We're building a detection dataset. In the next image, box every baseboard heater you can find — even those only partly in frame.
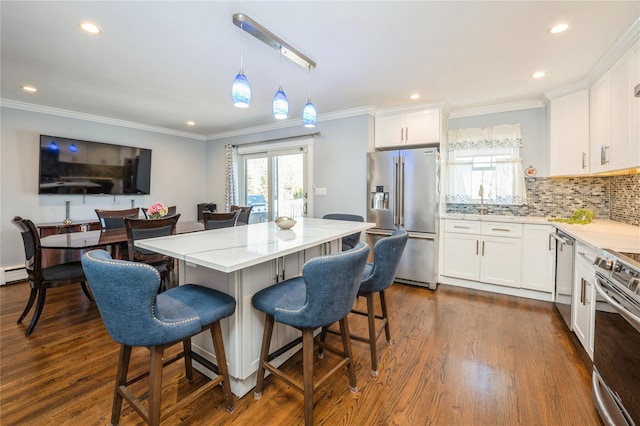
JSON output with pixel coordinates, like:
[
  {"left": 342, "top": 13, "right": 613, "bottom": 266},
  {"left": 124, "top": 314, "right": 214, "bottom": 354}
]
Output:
[{"left": 1, "top": 266, "right": 27, "bottom": 285}]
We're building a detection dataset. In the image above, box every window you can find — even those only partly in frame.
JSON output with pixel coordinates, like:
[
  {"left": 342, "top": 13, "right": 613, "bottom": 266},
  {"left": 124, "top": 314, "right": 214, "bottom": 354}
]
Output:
[{"left": 446, "top": 124, "right": 527, "bottom": 205}]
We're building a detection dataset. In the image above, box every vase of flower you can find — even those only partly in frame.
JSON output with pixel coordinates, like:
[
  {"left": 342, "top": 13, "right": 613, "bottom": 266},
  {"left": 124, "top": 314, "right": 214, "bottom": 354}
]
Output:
[{"left": 147, "top": 202, "right": 168, "bottom": 219}]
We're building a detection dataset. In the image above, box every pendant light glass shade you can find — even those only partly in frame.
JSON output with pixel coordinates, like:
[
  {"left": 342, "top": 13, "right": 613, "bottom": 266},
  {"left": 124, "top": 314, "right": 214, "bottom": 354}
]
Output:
[
  {"left": 302, "top": 101, "right": 316, "bottom": 127},
  {"left": 232, "top": 70, "right": 251, "bottom": 108},
  {"left": 273, "top": 86, "right": 288, "bottom": 119}
]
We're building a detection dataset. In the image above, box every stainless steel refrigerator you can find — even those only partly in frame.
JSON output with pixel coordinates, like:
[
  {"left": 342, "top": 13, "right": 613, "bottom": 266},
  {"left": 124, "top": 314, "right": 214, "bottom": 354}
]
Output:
[{"left": 366, "top": 147, "right": 438, "bottom": 289}]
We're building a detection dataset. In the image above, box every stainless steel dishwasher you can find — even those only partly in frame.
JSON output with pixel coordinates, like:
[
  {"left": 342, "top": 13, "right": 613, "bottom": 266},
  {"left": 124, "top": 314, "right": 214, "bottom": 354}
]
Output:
[{"left": 550, "top": 230, "right": 575, "bottom": 329}]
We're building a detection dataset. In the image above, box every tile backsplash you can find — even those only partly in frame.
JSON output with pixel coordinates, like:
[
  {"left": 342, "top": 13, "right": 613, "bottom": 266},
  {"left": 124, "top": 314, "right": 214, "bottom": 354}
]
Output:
[{"left": 446, "top": 174, "right": 639, "bottom": 227}]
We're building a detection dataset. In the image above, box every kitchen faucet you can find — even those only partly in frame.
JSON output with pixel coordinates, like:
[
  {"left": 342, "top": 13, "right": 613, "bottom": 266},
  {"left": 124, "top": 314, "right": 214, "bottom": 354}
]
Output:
[{"left": 477, "top": 184, "right": 488, "bottom": 215}]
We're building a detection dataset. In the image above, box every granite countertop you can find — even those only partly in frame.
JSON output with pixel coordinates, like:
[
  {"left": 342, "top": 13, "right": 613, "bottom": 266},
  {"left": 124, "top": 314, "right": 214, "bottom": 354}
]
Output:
[{"left": 441, "top": 214, "right": 640, "bottom": 254}]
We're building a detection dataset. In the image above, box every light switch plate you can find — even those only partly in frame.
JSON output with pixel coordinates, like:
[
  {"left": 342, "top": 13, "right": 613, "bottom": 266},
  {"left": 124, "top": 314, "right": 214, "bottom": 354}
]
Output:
[{"left": 314, "top": 187, "right": 327, "bottom": 196}]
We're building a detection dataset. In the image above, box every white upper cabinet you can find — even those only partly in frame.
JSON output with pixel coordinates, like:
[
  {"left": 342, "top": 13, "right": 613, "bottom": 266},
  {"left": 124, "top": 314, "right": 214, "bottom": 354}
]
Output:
[
  {"left": 549, "top": 89, "right": 590, "bottom": 176},
  {"left": 590, "top": 41, "right": 639, "bottom": 173},
  {"left": 375, "top": 108, "right": 440, "bottom": 148}
]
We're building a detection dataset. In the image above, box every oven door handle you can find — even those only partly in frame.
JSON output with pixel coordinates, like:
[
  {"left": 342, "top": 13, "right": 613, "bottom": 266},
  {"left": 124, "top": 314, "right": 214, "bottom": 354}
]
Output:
[{"left": 595, "top": 277, "right": 640, "bottom": 330}]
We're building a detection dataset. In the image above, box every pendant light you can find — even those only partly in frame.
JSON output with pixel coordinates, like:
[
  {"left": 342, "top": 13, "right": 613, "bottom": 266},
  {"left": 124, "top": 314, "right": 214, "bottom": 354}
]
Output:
[
  {"left": 272, "top": 53, "right": 288, "bottom": 119},
  {"left": 231, "top": 22, "right": 251, "bottom": 108},
  {"left": 302, "top": 66, "right": 317, "bottom": 127}
]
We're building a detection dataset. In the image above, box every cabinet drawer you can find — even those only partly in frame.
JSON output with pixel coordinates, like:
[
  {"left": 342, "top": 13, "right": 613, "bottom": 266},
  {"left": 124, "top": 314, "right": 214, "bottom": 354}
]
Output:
[
  {"left": 444, "top": 220, "right": 481, "bottom": 234},
  {"left": 481, "top": 222, "right": 522, "bottom": 238},
  {"left": 576, "top": 242, "right": 597, "bottom": 270}
]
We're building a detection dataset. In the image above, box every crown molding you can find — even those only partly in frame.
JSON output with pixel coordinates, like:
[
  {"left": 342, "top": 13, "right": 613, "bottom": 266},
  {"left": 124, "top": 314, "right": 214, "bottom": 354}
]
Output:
[
  {"left": 448, "top": 100, "right": 545, "bottom": 119},
  {"left": 542, "top": 79, "right": 590, "bottom": 102},
  {"left": 0, "top": 99, "right": 207, "bottom": 141},
  {"left": 206, "top": 106, "right": 375, "bottom": 140},
  {"left": 374, "top": 101, "right": 448, "bottom": 117},
  {"left": 587, "top": 17, "right": 639, "bottom": 85}
]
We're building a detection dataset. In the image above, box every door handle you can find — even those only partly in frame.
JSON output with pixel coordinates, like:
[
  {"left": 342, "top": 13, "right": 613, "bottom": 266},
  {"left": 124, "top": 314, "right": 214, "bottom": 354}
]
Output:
[
  {"left": 600, "top": 145, "right": 610, "bottom": 165},
  {"left": 482, "top": 241, "right": 485, "bottom": 256},
  {"left": 580, "top": 278, "right": 586, "bottom": 305},
  {"left": 582, "top": 152, "right": 586, "bottom": 169}
]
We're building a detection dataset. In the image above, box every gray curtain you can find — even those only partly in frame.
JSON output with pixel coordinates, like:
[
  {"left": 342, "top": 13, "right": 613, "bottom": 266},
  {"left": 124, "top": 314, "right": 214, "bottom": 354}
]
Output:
[{"left": 224, "top": 144, "right": 239, "bottom": 211}]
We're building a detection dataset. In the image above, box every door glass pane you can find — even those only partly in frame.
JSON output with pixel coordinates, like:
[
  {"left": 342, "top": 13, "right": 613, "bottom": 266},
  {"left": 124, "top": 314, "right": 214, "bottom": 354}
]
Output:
[
  {"left": 241, "top": 146, "right": 308, "bottom": 223},
  {"left": 245, "top": 157, "right": 268, "bottom": 223},
  {"left": 274, "top": 153, "right": 304, "bottom": 219}
]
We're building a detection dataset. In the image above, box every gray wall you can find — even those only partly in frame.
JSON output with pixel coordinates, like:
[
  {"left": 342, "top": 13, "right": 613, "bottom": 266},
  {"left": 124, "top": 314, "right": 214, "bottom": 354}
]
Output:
[
  {"left": 206, "top": 114, "right": 373, "bottom": 220},
  {"left": 1, "top": 107, "right": 208, "bottom": 270},
  {"left": 448, "top": 107, "right": 549, "bottom": 177}
]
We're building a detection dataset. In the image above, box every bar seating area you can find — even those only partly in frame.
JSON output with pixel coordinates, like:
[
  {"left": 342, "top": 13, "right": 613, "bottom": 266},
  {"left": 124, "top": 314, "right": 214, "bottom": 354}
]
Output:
[{"left": 8, "top": 208, "right": 419, "bottom": 424}]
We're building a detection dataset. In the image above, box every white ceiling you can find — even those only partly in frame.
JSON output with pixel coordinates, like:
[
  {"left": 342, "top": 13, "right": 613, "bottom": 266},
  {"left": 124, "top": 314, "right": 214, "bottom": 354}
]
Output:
[{"left": 1, "top": 1, "right": 638, "bottom": 139}]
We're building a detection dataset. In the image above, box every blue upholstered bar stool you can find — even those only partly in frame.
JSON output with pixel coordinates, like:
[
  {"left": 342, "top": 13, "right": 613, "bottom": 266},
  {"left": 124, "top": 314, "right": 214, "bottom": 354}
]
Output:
[
  {"left": 81, "top": 250, "right": 236, "bottom": 426},
  {"left": 252, "top": 243, "right": 370, "bottom": 426},
  {"left": 322, "top": 213, "right": 364, "bottom": 250},
  {"left": 321, "top": 230, "right": 408, "bottom": 377}
]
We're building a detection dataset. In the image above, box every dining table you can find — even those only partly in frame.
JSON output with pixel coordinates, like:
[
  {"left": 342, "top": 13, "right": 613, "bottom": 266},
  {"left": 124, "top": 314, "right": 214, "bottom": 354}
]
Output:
[{"left": 39, "top": 220, "right": 204, "bottom": 250}]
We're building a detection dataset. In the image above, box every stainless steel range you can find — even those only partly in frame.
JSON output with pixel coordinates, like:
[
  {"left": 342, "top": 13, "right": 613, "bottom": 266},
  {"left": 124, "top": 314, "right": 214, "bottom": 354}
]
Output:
[{"left": 593, "top": 249, "right": 640, "bottom": 425}]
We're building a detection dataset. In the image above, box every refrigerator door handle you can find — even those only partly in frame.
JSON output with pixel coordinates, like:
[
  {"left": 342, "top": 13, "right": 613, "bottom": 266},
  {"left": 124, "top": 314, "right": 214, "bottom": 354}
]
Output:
[
  {"left": 399, "top": 155, "right": 405, "bottom": 226},
  {"left": 393, "top": 156, "right": 399, "bottom": 226}
]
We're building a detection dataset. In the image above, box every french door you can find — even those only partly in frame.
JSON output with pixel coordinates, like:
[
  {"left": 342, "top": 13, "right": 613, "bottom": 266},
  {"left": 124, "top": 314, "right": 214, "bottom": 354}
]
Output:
[{"left": 238, "top": 144, "right": 311, "bottom": 223}]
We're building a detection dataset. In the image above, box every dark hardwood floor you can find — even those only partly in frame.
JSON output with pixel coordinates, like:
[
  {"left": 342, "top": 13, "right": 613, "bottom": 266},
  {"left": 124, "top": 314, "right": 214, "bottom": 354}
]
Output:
[{"left": 0, "top": 280, "right": 601, "bottom": 425}]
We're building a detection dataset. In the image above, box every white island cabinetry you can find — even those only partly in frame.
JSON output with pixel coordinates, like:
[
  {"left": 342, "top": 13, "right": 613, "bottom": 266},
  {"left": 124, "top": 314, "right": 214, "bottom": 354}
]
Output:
[{"left": 135, "top": 217, "right": 375, "bottom": 397}]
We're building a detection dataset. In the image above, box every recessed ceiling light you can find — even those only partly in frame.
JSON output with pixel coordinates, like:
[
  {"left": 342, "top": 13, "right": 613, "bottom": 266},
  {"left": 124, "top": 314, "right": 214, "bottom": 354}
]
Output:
[
  {"left": 187, "top": 121, "right": 195, "bottom": 126},
  {"left": 410, "top": 94, "right": 420, "bottom": 100},
  {"left": 531, "top": 71, "right": 546, "bottom": 79},
  {"left": 78, "top": 22, "right": 102, "bottom": 34},
  {"left": 21, "top": 85, "right": 37, "bottom": 93},
  {"left": 548, "top": 23, "right": 569, "bottom": 34}
]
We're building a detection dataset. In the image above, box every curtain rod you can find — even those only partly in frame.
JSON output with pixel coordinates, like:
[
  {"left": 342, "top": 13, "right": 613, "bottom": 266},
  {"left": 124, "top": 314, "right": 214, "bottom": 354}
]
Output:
[{"left": 230, "top": 131, "right": 321, "bottom": 148}]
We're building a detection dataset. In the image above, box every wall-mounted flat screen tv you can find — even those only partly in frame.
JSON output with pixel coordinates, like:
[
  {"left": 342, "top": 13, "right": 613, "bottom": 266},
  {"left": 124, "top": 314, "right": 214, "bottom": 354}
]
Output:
[{"left": 38, "top": 135, "right": 152, "bottom": 195}]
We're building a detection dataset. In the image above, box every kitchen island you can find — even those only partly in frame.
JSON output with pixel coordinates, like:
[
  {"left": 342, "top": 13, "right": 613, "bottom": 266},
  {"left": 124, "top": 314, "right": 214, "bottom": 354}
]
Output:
[{"left": 135, "top": 217, "right": 375, "bottom": 397}]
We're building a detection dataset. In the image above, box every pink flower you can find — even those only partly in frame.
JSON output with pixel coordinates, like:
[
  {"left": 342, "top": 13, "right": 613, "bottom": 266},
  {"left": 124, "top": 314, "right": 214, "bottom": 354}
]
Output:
[{"left": 148, "top": 202, "right": 168, "bottom": 219}]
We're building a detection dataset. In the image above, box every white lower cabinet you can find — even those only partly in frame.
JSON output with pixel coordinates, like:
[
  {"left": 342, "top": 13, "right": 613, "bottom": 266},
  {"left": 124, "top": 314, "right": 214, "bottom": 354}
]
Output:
[
  {"left": 442, "top": 220, "right": 522, "bottom": 288},
  {"left": 572, "top": 243, "right": 597, "bottom": 360},
  {"left": 479, "top": 235, "right": 522, "bottom": 287},
  {"left": 442, "top": 220, "right": 556, "bottom": 299},
  {"left": 521, "top": 224, "right": 556, "bottom": 293}
]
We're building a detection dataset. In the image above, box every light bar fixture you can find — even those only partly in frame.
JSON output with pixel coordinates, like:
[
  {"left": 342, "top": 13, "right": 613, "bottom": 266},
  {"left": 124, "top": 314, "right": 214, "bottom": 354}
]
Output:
[{"left": 232, "top": 13, "right": 316, "bottom": 70}]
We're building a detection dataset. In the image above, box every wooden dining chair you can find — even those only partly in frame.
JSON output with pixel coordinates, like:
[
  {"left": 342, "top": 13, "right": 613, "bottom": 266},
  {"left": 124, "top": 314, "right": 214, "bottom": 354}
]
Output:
[
  {"left": 124, "top": 214, "right": 180, "bottom": 291},
  {"left": 95, "top": 208, "right": 140, "bottom": 259},
  {"left": 230, "top": 205, "right": 253, "bottom": 225},
  {"left": 95, "top": 208, "right": 140, "bottom": 229},
  {"left": 11, "top": 216, "right": 93, "bottom": 336},
  {"left": 203, "top": 211, "right": 240, "bottom": 230}
]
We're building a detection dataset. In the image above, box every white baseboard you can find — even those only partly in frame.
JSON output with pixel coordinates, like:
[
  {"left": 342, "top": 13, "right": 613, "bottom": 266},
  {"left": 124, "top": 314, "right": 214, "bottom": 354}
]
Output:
[
  {"left": 1, "top": 266, "right": 27, "bottom": 285},
  {"left": 438, "top": 275, "right": 554, "bottom": 302}
]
